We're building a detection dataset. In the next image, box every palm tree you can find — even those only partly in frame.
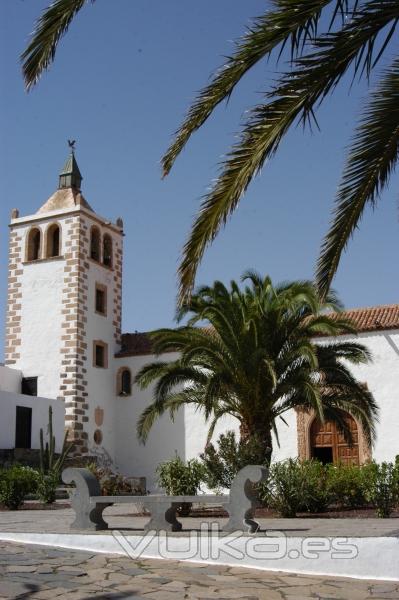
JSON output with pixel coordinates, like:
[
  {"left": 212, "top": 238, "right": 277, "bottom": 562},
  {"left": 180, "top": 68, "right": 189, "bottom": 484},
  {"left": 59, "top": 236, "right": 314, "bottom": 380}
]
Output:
[
  {"left": 22, "top": 1, "right": 399, "bottom": 302},
  {"left": 135, "top": 272, "right": 378, "bottom": 465}
]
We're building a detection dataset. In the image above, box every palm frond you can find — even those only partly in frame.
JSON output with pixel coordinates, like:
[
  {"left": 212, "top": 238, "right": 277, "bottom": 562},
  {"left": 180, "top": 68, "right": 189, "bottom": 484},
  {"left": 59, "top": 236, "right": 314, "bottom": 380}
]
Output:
[
  {"left": 321, "top": 389, "right": 379, "bottom": 446},
  {"left": 316, "top": 55, "right": 399, "bottom": 297},
  {"left": 136, "top": 402, "right": 163, "bottom": 444},
  {"left": 21, "top": 0, "right": 94, "bottom": 90},
  {"left": 134, "top": 361, "right": 171, "bottom": 389},
  {"left": 205, "top": 407, "right": 229, "bottom": 446},
  {"left": 303, "top": 314, "right": 358, "bottom": 337},
  {"left": 162, "top": 0, "right": 344, "bottom": 176},
  {"left": 177, "top": 1, "right": 399, "bottom": 304},
  {"left": 137, "top": 388, "right": 205, "bottom": 443},
  {"left": 317, "top": 341, "right": 372, "bottom": 364},
  {"left": 153, "top": 365, "right": 206, "bottom": 404}
]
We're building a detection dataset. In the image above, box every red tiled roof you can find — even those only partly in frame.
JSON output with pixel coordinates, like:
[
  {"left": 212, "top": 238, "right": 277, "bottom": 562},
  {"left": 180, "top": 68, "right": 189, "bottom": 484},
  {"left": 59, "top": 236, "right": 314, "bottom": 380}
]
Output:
[
  {"left": 116, "top": 304, "right": 399, "bottom": 357},
  {"left": 329, "top": 304, "right": 399, "bottom": 333},
  {"left": 116, "top": 332, "right": 154, "bottom": 357}
]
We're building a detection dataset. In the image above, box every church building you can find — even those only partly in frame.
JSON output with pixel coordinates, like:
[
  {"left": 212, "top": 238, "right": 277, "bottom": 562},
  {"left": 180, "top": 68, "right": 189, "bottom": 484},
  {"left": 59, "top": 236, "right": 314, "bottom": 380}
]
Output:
[{"left": 1, "top": 150, "right": 399, "bottom": 489}]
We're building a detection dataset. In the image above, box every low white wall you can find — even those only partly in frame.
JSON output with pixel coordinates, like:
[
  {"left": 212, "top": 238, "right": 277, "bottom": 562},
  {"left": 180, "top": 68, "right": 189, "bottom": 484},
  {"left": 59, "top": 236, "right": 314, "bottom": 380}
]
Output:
[
  {"left": 0, "top": 365, "right": 22, "bottom": 393},
  {"left": 0, "top": 391, "right": 65, "bottom": 452},
  {"left": 1, "top": 533, "right": 397, "bottom": 582}
]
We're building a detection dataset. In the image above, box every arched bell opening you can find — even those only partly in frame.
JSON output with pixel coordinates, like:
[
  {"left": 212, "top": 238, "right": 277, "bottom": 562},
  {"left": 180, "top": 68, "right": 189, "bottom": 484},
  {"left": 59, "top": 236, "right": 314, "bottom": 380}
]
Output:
[
  {"left": 45, "top": 223, "right": 61, "bottom": 258},
  {"left": 26, "top": 227, "right": 42, "bottom": 261},
  {"left": 90, "top": 226, "right": 101, "bottom": 262},
  {"left": 103, "top": 234, "right": 112, "bottom": 268}
]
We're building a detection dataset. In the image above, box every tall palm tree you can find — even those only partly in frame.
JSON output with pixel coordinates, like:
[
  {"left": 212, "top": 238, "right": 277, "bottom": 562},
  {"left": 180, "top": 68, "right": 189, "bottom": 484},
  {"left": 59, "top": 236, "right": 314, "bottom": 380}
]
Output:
[
  {"left": 135, "top": 273, "right": 378, "bottom": 465},
  {"left": 21, "top": 1, "right": 399, "bottom": 302}
]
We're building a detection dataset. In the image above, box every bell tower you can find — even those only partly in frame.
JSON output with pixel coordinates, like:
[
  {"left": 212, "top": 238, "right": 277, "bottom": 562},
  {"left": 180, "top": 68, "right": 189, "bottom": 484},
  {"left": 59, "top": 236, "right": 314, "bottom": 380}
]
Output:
[{"left": 5, "top": 145, "right": 124, "bottom": 456}]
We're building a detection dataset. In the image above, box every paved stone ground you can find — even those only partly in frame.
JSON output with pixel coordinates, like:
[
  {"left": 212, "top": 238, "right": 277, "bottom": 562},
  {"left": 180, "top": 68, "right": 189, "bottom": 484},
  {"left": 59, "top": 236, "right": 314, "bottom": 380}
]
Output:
[
  {"left": 0, "top": 541, "right": 398, "bottom": 600},
  {"left": 0, "top": 504, "right": 398, "bottom": 537}
]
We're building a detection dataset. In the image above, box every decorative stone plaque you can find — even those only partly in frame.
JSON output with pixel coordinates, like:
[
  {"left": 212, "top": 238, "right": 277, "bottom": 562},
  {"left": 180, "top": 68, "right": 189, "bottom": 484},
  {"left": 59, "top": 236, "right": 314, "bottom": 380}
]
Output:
[{"left": 94, "top": 406, "right": 104, "bottom": 427}]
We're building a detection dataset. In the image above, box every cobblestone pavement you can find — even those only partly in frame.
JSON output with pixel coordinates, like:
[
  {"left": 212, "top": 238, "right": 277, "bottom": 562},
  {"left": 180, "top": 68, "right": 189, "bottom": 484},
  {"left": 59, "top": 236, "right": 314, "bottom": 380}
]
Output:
[{"left": 0, "top": 542, "right": 398, "bottom": 599}]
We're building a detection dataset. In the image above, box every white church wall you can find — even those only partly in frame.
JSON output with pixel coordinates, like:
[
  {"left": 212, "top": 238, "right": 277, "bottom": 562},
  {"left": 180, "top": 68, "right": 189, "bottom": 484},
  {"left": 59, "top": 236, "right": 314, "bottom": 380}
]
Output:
[
  {"left": 113, "top": 327, "right": 399, "bottom": 487},
  {"left": 371, "top": 331, "right": 399, "bottom": 462},
  {"left": 314, "top": 329, "right": 399, "bottom": 463},
  {"left": 0, "top": 365, "right": 22, "bottom": 392},
  {"left": 19, "top": 258, "right": 64, "bottom": 398},
  {"left": 184, "top": 407, "right": 240, "bottom": 461},
  {"left": 0, "top": 390, "right": 64, "bottom": 451},
  {"left": 345, "top": 330, "right": 399, "bottom": 462},
  {"left": 271, "top": 409, "right": 299, "bottom": 462},
  {"left": 269, "top": 329, "right": 399, "bottom": 464},
  {"left": 114, "top": 352, "right": 186, "bottom": 491},
  {"left": 83, "top": 217, "right": 123, "bottom": 463},
  {"left": 113, "top": 351, "right": 299, "bottom": 490},
  {"left": 184, "top": 403, "right": 298, "bottom": 464},
  {"left": 8, "top": 217, "right": 66, "bottom": 399}
]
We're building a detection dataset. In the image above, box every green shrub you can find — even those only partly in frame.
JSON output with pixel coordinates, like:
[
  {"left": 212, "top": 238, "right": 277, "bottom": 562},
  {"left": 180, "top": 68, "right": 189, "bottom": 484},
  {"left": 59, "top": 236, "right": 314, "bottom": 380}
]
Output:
[
  {"left": 326, "top": 463, "right": 371, "bottom": 508},
  {"left": 36, "top": 471, "right": 58, "bottom": 504},
  {"left": 263, "top": 459, "right": 304, "bottom": 517},
  {"left": 262, "top": 459, "right": 329, "bottom": 517},
  {"left": 156, "top": 455, "right": 204, "bottom": 495},
  {"left": 200, "top": 430, "right": 266, "bottom": 491},
  {"left": 0, "top": 465, "right": 37, "bottom": 510},
  {"left": 297, "top": 459, "right": 330, "bottom": 513},
  {"left": 368, "top": 461, "right": 399, "bottom": 518},
  {"left": 156, "top": 455, "right": 205, "bottom": 516}
]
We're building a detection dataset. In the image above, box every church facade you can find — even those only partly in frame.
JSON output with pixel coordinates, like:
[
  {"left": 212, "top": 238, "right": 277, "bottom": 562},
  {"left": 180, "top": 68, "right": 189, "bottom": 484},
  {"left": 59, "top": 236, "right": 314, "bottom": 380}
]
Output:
[{"left": 2, "top": 151, "right": 399, "bottom": 489}]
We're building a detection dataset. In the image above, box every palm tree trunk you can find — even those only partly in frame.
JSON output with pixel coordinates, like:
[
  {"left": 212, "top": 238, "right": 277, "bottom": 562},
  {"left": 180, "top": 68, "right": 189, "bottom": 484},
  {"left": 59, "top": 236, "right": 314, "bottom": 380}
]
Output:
[{"left": 239, "top": 422, "right": 273, "bottom": 466}]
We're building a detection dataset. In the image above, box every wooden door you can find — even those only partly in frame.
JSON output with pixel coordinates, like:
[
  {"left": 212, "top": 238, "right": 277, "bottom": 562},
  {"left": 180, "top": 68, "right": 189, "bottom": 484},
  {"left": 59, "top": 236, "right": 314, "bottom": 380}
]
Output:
[
  {"left": 15, "top": 406, "right": 32, "bottom": 449},
  {"left": 310, "top": 413, "right": 359, "bottom": 465},
  {"left": 335, "top": 415, "right": 359, "bottom": 465}
]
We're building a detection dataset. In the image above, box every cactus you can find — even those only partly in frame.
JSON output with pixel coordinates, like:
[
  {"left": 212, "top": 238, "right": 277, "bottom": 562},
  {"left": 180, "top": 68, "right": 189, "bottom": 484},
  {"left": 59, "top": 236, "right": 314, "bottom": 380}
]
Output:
[
  {"left": 39, "top": 406, "right": 73, "bottom": 477},
  {"left": 39, "top": 427, "right": 45, "bottom": 473},
  {"left": 37, "top": 406, "right": 73, "bottom": 504}
]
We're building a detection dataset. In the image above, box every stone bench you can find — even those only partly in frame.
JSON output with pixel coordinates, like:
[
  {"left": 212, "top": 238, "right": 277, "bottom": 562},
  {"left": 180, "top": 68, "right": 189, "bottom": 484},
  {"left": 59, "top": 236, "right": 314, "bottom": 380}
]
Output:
[{"left": 62, "top": 465, "right": 268, "bottom": 533}]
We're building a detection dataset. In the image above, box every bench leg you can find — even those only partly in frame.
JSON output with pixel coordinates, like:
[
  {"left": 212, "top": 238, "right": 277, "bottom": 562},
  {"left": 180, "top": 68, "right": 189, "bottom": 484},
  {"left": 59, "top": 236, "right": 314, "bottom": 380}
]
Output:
[
  {"left": 70, "top": 501, "right": 113, "bottom": 531},
  {"left": 222, "top": 465, "right": 268, "bottom": 533},
  {"left": 63, "top": 468, "right": 111, "bottom": 531},
  {"left": 144, "top": 502, "right": 182, "bottom": 533},
  {"left": 223, "top": 509, "right": 259, "bottom": 534}
]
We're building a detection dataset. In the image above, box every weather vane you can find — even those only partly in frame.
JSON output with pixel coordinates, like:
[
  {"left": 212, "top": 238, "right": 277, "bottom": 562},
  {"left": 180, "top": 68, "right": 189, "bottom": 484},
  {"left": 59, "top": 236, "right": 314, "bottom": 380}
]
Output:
[{"left": 68, "top": 139, "right": 76, "bottom": 152}]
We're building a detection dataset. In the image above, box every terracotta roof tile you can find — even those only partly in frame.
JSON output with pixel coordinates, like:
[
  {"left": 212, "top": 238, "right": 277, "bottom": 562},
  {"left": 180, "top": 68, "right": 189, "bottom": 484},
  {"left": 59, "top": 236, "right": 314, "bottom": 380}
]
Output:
[
  {"left": 329, "top": 304, "right": 399, "bottom": 333},
  {"left": 116, "top": 332, "right": 154, "bottom": 357},
  {"left": 116, "top": 304, "right": 399, "bottom": 357}
]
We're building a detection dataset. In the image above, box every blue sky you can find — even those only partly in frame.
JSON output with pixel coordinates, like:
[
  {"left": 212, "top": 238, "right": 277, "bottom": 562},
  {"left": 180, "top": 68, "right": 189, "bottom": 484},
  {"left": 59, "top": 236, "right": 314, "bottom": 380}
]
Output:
[{"left": 1, "top": 0, "right": 398, "bottom": 358}]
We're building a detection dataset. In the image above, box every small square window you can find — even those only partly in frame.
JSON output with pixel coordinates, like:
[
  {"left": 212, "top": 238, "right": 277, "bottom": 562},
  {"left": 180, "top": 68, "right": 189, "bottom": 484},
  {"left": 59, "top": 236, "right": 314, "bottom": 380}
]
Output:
[
  {"left": 95, "top": 284, "right": 107, "bottom": 316},
  {"left": 21, "top": 377, "right": 38, "bottom": 396},
  {"left": 93, "top": 341, "right": 108, "bottom": 368}
]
